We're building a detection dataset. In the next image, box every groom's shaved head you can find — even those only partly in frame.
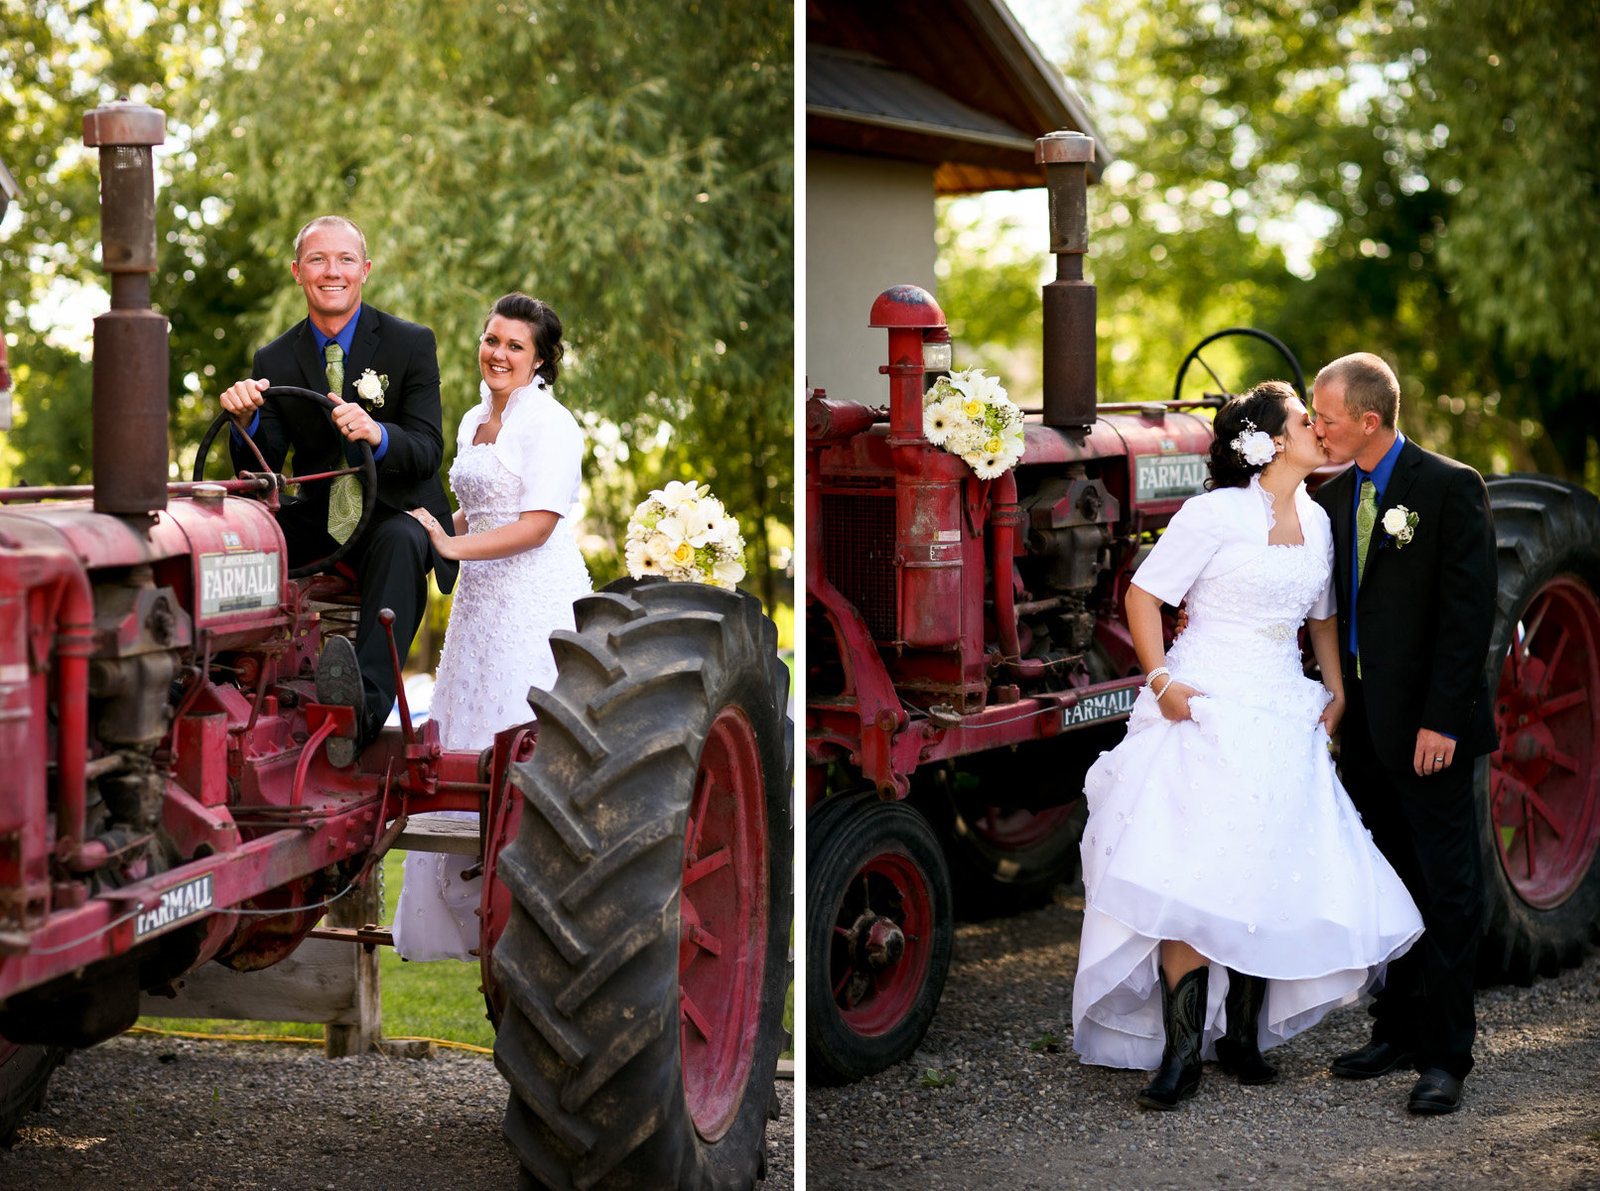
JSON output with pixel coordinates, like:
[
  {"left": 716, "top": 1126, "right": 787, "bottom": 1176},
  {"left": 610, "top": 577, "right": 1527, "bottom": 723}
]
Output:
[{"left": 1315, "top": 352, "right": 1400, "bottom": 429}]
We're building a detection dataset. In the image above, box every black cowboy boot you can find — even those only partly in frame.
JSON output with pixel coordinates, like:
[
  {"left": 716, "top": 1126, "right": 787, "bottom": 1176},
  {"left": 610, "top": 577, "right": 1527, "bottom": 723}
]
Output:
[
  {"left": 1215, "top": 969, "right": 1278, "bottom": 1085},
  {"left": 1137, "top": 965, "right": 1208, "bottom": 1110}
]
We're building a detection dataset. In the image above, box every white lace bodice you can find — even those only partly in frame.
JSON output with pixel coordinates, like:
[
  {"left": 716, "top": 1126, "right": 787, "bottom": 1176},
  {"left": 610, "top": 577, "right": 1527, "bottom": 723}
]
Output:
[{"left": 428, "top": 440, "right": 591, "bottom": 751}]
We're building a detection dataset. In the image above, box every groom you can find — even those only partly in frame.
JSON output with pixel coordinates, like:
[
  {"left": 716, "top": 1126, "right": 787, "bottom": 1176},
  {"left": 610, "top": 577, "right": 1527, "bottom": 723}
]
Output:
[
  {"left": 1310, "top": 351, "right": 1498, "bottom": 1115},
  {"left": 218, "top": 215, "right": 457, "bottom": 764}
]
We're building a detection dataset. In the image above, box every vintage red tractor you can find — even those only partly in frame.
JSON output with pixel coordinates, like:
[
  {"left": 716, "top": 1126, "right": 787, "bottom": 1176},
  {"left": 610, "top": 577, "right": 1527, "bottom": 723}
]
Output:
[
  {"left": 0, "top": 102, "right": 793, "bottom": 1191},
  {"left": 805, "top": 130, "right": 1600, "bottom": 1081}
]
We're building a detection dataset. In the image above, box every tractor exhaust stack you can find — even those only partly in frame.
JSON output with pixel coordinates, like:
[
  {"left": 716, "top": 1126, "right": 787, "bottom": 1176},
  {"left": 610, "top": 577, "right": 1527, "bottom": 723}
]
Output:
[
  {"left": 83, "top": 101, "right": 168, "bottom": 519},
  {"left": 1036, "top": 131, "right": 1097, "bottom": 430}
]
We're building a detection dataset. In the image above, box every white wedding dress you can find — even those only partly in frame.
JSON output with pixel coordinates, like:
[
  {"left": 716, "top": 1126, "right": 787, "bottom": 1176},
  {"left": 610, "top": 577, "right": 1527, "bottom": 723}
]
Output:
[
  {"left": 392, "top": 378, "right": 591, "bottom": 962},
  {"left": 1071, "top": 478, "right": 1424, "bottom": 1069}
]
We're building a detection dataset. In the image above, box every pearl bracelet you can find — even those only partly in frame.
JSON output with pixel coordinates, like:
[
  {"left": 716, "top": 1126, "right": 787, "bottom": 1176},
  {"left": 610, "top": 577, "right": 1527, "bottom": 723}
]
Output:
[
  {"left": 1153, "top": 675, "right": 1174, "bottom": 699},
  {"left": 1146, "top": 666, "right": 1170, "bottom": 686}
]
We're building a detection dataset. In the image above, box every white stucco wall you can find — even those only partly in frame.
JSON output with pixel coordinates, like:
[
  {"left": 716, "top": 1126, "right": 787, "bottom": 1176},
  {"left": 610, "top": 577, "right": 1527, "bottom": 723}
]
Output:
[{"left": 805, "top": 150, "right": 938, "bottom": 406}]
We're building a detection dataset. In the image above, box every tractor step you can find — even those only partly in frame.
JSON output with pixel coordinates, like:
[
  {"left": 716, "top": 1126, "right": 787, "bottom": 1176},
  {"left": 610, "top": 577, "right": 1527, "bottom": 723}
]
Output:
[{"left": 393, "top": 813, "right": 482, "bottom": 857}]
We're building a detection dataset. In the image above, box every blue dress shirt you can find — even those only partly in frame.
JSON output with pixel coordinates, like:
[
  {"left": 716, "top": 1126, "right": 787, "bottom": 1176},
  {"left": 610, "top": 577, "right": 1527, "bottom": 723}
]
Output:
[{"left": 232, "top": 303, "right": 390, "bottom": 460}]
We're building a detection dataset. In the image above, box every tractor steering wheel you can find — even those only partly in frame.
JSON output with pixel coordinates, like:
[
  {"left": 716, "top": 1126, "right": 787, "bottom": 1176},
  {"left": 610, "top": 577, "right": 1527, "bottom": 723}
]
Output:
[
  {"left": 193, "top": 385, "right": 378, "bottom": 579},
  {"left": 1171, "top": 327, "right": 1305, "bottom": 406}
]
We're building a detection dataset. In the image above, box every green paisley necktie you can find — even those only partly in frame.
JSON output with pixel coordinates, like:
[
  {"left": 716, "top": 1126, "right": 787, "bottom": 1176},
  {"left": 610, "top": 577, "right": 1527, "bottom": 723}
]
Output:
[
  {"left": 1354, "top": 478, "right": 1378, "bottom": 677},
  {"left": 324, "top": 341, "right": 361, "bottom": 544}
]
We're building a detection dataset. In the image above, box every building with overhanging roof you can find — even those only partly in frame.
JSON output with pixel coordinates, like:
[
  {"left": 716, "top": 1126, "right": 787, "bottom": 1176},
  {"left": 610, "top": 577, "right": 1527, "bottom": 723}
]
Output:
[{"left": 806, "top": 0, "right": 1108, "bottom": 403}]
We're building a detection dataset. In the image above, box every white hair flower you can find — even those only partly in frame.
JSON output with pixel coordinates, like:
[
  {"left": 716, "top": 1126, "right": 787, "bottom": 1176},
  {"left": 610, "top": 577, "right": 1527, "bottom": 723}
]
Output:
[{"left": 1230, "top": 419, "right": 1277, "bottom": 468}]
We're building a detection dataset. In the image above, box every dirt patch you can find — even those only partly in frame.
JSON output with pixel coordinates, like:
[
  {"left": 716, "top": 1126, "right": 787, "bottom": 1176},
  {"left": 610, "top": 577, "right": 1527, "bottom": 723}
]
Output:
[{"left": 806, "top": 885, "right": 1600, "bottom": 1191}]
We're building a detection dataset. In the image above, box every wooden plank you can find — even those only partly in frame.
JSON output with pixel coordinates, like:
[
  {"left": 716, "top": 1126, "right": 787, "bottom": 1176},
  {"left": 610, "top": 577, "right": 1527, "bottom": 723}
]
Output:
[
  {"left": 394, "top": 813, "right": 482, "bottom": 856},
  {"left": 139, "top": 937, "right": 359, "bottom": 1025},
  {"left": 323, "top": 874, "right": 384, "bottom": 1057}
]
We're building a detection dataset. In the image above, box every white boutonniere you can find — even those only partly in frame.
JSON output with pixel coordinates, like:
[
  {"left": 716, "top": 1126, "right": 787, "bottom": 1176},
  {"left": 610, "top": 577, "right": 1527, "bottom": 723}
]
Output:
[
  {"left": 1382, "top": 504, "right": 1419, "bottom": 548},
  {"left": 355, "top": 369, "right": 389, "bottom": 408}
]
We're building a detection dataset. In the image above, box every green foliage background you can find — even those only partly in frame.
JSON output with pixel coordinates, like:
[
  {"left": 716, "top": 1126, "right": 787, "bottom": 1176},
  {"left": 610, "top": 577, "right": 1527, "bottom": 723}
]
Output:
[
  {"left": 950, "top": 0, "right": 1600, "bottom": 491},
  {"left": 1, "top": 0, "right": 793, "bottom": 619}
]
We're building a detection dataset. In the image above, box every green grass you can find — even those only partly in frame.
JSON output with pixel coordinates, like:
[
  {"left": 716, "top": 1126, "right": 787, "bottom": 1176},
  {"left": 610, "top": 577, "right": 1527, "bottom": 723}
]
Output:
[{"left": 143, "top": 851, "right": 493, "bottom": 1050}]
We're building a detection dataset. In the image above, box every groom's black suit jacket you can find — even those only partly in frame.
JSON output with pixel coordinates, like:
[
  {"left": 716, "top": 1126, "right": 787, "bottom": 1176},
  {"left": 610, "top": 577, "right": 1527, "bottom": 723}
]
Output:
[
  {"left": 1314, "top": 438, "right": 1498, "bottom": 771},
  {"left": 229, "top": 303, "right": 458, "bottom": 593}
]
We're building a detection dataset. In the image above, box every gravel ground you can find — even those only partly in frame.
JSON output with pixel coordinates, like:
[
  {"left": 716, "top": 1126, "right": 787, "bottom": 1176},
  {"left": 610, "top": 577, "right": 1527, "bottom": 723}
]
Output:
[
  {"left": 808, "top": 883, "right": 1600, "bottom": 1191},
  {"left": 0, "top": 1038, "right": 793, "bottom": 1191}
]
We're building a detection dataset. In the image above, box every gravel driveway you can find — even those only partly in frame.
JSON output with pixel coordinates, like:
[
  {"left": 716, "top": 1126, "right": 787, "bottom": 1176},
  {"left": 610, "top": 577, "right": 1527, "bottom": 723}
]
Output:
[
  {"left": 0, "top": 1038, "right": 793, "bottom": 1191},
  {"left": 808, "top": 883, "right": 1600, "bottom": 1191}
]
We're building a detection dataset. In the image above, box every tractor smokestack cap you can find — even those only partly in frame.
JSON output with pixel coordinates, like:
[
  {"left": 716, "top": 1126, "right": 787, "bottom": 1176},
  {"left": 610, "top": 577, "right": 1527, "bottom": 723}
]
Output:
[
  {"left": 1035, "top": 130, "right": 1096, "bottom": 164},
  {"left": 869, "top": 285, "right": 946, "bottom": 330}
]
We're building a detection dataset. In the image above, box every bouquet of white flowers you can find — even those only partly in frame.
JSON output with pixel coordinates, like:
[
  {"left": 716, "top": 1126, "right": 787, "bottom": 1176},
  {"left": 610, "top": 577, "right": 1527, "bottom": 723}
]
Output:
[
  {"left": 624, "top": 481, "right": 747, "bottom": 590},
  {"left": 922, "top": 368, "right": 1025, "bottom": 479}
]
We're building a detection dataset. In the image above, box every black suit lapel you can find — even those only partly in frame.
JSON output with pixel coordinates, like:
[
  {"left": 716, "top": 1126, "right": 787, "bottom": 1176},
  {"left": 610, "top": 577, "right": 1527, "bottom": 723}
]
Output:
[
  {"left": 1368, "top": 441, "right": 1424, "bottom": 576},
  {"left": 342, "top": 305, "right": 382, "bottom": 408},
  {"left": 292, "top": 320, "right": 330, "bottom": 395}
]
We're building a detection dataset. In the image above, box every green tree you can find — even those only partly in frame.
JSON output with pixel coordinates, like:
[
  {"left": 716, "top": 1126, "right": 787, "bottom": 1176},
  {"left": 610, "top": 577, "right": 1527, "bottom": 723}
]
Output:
[
  {"left": 3, "top": 0, "right": 793, "bottom": 610},
  {"left": 168, "top": 0, "right": 792, "bottom": 604},
  {"left": 1, "top": 1, "right": 229, "bottom": 482},
  {"left": 967, "top": 0, "right": 1600, "bottom": 488}
]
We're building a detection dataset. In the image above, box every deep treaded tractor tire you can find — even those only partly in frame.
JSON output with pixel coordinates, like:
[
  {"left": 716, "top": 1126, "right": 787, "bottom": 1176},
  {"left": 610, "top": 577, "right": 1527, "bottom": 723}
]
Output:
[
  {"left": 492, "top": 580, "right": 792, "bottom": 1191},
  {"left": 0, "top": 1042, "right": 66, "bottom": 1146},
  {"left": 1478, "top": 476, "right": 1600, "bottom": 985},
  {"left": 807, "top": 792, "right": 954, "bottom": 1082}
]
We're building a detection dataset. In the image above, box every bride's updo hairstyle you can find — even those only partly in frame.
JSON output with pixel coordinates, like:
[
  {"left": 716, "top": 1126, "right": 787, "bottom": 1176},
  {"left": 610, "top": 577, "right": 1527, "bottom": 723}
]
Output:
[
  {"left": 1205, "top": 380, "right": 1297, "bottom": 490},
  {"left": 487, "top": 292, "right": 564, "bottom": 386}
]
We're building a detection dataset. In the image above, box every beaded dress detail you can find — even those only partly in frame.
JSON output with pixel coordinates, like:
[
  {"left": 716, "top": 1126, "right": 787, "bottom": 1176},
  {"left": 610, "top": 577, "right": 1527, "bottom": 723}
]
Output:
[
  {"left": 1071, "top": 485, "right": 1423, "bottom": 1070},
  {"left": 393, "top": 402, "right": 591, "bottom": 963}
]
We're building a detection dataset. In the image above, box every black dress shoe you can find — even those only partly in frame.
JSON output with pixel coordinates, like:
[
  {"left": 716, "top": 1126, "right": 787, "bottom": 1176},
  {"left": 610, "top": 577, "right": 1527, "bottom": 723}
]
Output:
[
  {"left": 315, "top": 635, "right": 364, "bottom": 768},
  {"left": 1407, "top": 1068, "right": 1464, "bottom": 1115},
  {"left": 1330, "top": 1039, "right": 1416, "bottom": 1079}
]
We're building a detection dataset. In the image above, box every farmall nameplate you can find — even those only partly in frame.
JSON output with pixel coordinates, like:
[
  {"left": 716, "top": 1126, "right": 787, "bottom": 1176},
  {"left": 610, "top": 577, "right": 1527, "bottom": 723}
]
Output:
[
  {"left": 198, "top": 550, "right": 279, "bottom": 616},
  {"left": 1063, "top": 684, "right": 1140, "bottom": 728},
  {"left": 1135, "top": 453, "right": 1208, "bottom": 502},
  {"left": 135, "top": 873, "right": 214, "bottom": 939}
]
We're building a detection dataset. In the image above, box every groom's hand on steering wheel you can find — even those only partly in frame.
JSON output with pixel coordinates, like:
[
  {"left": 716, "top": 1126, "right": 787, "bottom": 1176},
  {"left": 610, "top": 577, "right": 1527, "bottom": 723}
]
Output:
[
  {"left": 329, "top": 392, "right": 383, "bottom": 448},
  {"left": 219, "top": 377, "right": 270, "bottom": 429}
]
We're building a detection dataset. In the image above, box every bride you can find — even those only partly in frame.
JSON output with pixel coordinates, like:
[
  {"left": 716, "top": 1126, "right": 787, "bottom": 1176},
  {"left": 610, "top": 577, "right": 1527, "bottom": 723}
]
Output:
[
  {"left": 395, "top": 292, "right": 592, "bottom": 962},
  {"left": 1071, "top": 380, "right": 1423, "bottom": 1109}
]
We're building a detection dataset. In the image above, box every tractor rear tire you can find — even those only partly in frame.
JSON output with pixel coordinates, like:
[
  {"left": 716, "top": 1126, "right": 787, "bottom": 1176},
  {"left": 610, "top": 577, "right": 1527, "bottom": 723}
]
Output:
[
  {"left": 1477, "top": 476, "right": 1600, "bottom": 985},
  {"left": 491, "top": 580, "right": 792, "bottom": 1191},
  {"left": 807, "top": 793, "right": 954, "bottom": 1082},
  {"left": 0, "top": 1042, "right": 66, "bottom": 1146}
]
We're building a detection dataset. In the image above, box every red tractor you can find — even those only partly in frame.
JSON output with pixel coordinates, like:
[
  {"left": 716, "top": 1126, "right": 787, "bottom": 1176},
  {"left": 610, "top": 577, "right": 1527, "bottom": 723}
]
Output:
[
  {"left": 805, "top": 130, "right": 1600, "bottom": 1081},
  {"left": 0, "top": 102, "right": 793, "bottom": 1191}
]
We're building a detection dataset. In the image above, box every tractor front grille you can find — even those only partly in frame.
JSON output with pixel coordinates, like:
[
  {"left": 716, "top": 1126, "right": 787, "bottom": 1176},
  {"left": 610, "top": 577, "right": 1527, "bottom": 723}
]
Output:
[{"left": 821, "top": 490, "right": 895, "bottom": 641}]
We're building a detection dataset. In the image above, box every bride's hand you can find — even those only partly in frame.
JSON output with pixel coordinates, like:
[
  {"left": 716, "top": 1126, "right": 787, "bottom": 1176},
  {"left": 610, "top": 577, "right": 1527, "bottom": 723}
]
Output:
[
  {"left": 1319, "top": 691, "right": 1346, "bottom": 736},
  {"left": 1156, "top": 680, "right": 1202, "bottom": 723},
  {"left": 409, "top": 507, "right": 458, "bottom": 560}
]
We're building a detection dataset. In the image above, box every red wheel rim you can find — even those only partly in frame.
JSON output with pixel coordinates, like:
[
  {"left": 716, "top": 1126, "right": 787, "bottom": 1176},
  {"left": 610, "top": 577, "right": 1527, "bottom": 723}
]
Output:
[
  {"left": 830, "top": 846, "right": 935, "bottom": 1036},
  {"left": 1490, "top": 576, "right": 1600, "bottom": 908},
  {"left": 679, "top": 706, "right": 768, "bottom": 1142},
  {"left": 969, "top": 804, "right": 1075, "bottom": 851}
]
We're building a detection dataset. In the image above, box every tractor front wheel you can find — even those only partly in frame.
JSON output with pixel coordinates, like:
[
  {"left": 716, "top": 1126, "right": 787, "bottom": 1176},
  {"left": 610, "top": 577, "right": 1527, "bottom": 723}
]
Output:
[
  {"left": 0, "top": 1041, "right": 65, "bottom": 1146},
  {"left": 1478, "top": 476, "right": 1600, "bottom": 983},
  {"left": 807, "top": 793, "right": 954, "bottom": 1082},
  {"left": 491, "top": 580, "right": 792, "bottom": 1191}
]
